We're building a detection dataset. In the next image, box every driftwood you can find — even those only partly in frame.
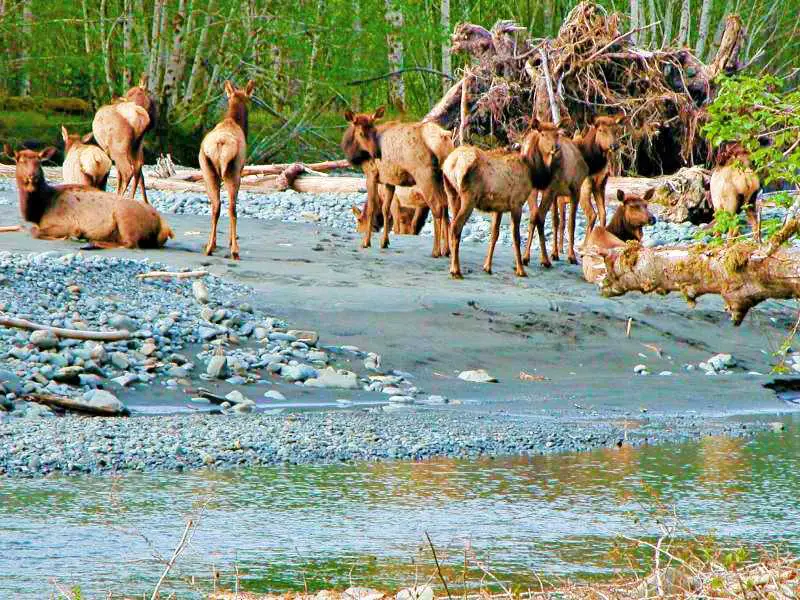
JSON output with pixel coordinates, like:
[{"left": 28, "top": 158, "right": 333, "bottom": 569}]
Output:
[
  {"left": 596, "top": 239, "right": 800, "bottom": 325},
  {"left": 0, "top": 316, "right": 131, "bottom": 341},
  {"left": 136, "top": 270, "right": 209, "bottom": 280},
  {"left": 23, "top": 392, "right": 130, "bottom": 417},
  {"left": 193, "top": 387, "right": 246, "bottom": 406},
  {"left": 168, "top": 160, "right": 351, "bottom": 182},
  {"left": 0, "top": 225, "right": 22, "bottom": 232},
  {"left": 147, "top": 173, "right": 366, "bottom": 194}
]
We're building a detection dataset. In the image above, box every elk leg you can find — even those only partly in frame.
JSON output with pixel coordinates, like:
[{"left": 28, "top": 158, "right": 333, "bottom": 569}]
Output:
[
  {"left": 380, "top": 184, "right": 395, "bottom": 249},
  {"left": 483, "top": 212, "right": 502, "bottom": 274},
  {"left": 200, "top": 153, "right": 221, "bottom": 256},
  {"left": 550, "top": 200, "right": 560, "bottom": 262},
  {"left": 225, "top": 177, "right": 241, "bottom": 260},
  {"left": 362, "top": 174, "right": 379, "bottom": 249},
  {"left": 510, "top": 206, "right": 527, "bottom": 277},
  {"left": 567, "top": 194, "right": 579, "bottom": 264},
  {"left": 536, "top": 190, "right": 555, "bottom": 269},
  {"left": 439, "top": 206, "right": 451, "bottom": 257},
  {"left": 579, "top": 179, "right": 596, "bottom": 248},
  {"left": 448, "top": 197, "right": 473, "bottom": 279},
  {"left": 557, "top": 197, "right": 567, "bottom": 256},
  {"left": 116, "top": 160, "right": 133, "bottom": 197},
  {"left": 522, "top": 192, "right": 539, "bottom": 266}
]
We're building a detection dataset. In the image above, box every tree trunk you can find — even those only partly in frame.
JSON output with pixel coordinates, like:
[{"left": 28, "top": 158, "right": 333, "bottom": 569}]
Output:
[
  {"left": 303, "top": 0, "right": 325, "bottom": 110},
  {"left": 662, "top": 0, "right": 675, "bottom": 46},
  {"left": 100, "top": 0, "right": 115, "bottom": 98},
  {"left": 81, "top": 0, "right": 99, "bottom": 106},
  {"left": 352, "top": 0, "right": 363, "bottom": 110},
  {"left": 19, "top": 0, "right": 32, "bottom": 96},
  {"left": 155, "top": 0, "right": 170, "bottom": 98},
  {"left": 184, "top": 0, "right": 216, "bottom": 104},
  {"left": 205, "top": 6, "right": 236, "bottom": 103},
  {"left": 123, "top": 0, "right": 133, "bottom": 89},
  {"left": 543, "top": 0, "right": 554, "bottom": 36},
  {"left": 630, "top": 0, "right": 640, "bottom": 44},
  {"left": 595, "top": 239, "right": 800, "bottom": 326},
  {"left": 384, "top": 0, "right": 406, "bottom": 112},
  {"left": 162, "top": 0, "right": 188, "bottom": 111},
  {"left": 147, "top": 0, "right": 164, "bottom": 91},
  {"left": 678, "top": 0, "right": 691, "bottom": 47},
  {"left": 441, "top": 0, "right": 451, "bottom": 94},
  {"left": 136, "top": 0, "right": 150, "bottom": 59},
  {"left": 695, "top": 0, "right": 714, "bottom": 58},
  {"left": 708, "top": 0, "right": 734, "bottom": 61}
]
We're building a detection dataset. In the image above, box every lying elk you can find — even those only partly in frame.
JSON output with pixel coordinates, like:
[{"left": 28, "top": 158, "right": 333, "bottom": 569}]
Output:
[
  {"left": 342, "top": 107, "right": 453, "bottom": 257},
  {"left": 581, "top": 189, "right": 656, "bottom": 283},
  {"left": 352, "top": 186, "right": 429, "bottom": 236},
  {"left": 6, "top": 145, "right": 173, "bottom": 248},
  {"left": 553, "top": 115, "right": 625, "bottom": 254},
  {"left": 523, "top": 122, "right": 593, "bottom": 266},
  {"left": 61, "top": 125, "right": 112, "bottom": 190},
  {"left": 443, "top": 123, "right": 561, "bottom": 278},
  {"left": 199, "top": 80, "right": 255, "bottom": 260},
  {"left": 709, "top": 142, "right": 761, "bottom": 242}
]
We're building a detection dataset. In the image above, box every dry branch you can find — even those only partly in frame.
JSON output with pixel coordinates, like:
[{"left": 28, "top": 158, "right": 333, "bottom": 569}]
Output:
[
  {"left": 597, "top": 241, "right": 800, "bottom": 325},
  {"left": 136, "top": 270, "right": 209, "bottom": 280},
  {"left": 23, "top": 392, "right": 130, "bottom": 417},
  {"left": 0, "top": 225, "right": 22, "bottom": 232},
  {"left": 0, "top": 316, "right": 131, "bottom": 341}
]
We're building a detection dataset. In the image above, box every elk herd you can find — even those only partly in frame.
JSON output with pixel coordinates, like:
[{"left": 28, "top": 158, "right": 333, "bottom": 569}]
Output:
[{"left": 3, "top": 73, "right": 759, "bottom": 288}]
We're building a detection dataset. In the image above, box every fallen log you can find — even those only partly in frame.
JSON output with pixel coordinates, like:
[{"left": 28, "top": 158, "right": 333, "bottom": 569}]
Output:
[
  {"left": 146, "top": 173, "right": 366, "bottom": 194},
  {"left": 136, "top": 270, "right": 209, "bottom": 280},
  {"left": 165, "top": 160, "right": 351, "bottom": 183},
  {"left": 23, "top": 392, "right": 130, "bottom": 417},
  {"left": 0, "top": 316, "right": 131, "bottom": 341},
  {"left": 596, "top": 239, "right": 800, "bottom": 325},
  {"left": 192, "top": 387, "right": 246, "bottom": 406},
  {"left": 0, "top": 225, "right": 21, "bottom": 232}
]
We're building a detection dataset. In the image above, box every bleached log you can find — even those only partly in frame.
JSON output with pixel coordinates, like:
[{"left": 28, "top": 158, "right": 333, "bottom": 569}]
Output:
[
  {"left": 23, "top": 393, "right": 130, "bottom": 417},
  {"left": 136, "top": 270, "right": 208, "bottom": 280},
  {"left": 0, "top": 316, "right": 131, "bottom": 341}
]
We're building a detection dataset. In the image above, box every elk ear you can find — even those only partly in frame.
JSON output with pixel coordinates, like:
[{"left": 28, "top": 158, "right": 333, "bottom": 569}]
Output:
[
  {"left": 244, "top": 80, "right": 256, "bottom": 97},
  {"left": 60, "top": 125, "right": 69, "bottom": 143},
  {"left": 344, "top": 110, "right": 355, "bottom": 123},
  {"left": 81, "top": 132, "right": 94, "bottom": 144},
  {"left": 643, "top": 188, "right": 655, "bottom": 201},
  {"left": 224, "top": 80, "right": 235, "bottom": 98},
  {"left": 39, "top": 147, "right": 57, "bottom": 162},
  {"left": 616, "top": 189, "right": 625, "bottom": 203},
  {"left": 372, "top": 106, "right": 386, "bottom": 120},
  {"left": 139, "top": 74, "right": 148, "bottom": 88}
]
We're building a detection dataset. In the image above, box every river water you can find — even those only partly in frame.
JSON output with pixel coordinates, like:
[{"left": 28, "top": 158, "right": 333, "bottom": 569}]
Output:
[{"left": 1, "top": 417, "right": 798, "bottom": 599}]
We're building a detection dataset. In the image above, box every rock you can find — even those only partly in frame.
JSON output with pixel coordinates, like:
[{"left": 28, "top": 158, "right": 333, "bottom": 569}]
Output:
[
  {"left": 263, "top": 390, "right": 287, "bottom": 401},
  {"left": 110, "top": 352, "right": 130, "bottom": 370},
  {"left": 287, "top": 330, "right": 319, "bottom": 346},
  {"left": 140, "top": 342, "right": 157, "bottom": 357},
  {"left": 421, "top": 395, "right": 448, "bottom": 405},
  {"left": 225, "top": 390, "right": 249, "bottom": 404},
  {"left": 633, "top": 364, "right": 649, "bottom": 375},
  {"left": 206, "top": 354, "right": 230, "bottom": 379},
  {"left": 364, "top": 353, "right": 382, "bottom": 371},
  {"left": 109, "top": 315, "right": 137, "bottom": 332},
  {"left": 458, "top": 369, "right": 498, "bottom": 383},
  {"left": 770, "top": 421, "right": 786, "bottom": 432},
  {"left": 233, "top": 401, "right": 255, "bottom": 414},
  {"left": 254, "top": 327, "right": 270, "bottom": 340},
  {"left": 83, "top": 389, "right": 127, "bottom": 413},
  {"left": 388, "top": 395, "right": 415, "bottom": 404},
  {"left": 112, "top": 373, "right": 139, "bottom": 387},
  {"left": 707, "top": 353, "right": 736, "bottom": 372},
  {"left": 198, "top": 326, "right": 220, "bottom": 341},
  {"left": 281, "top": 364, "right": 318, "bottom": 382},
  {"left": 634, "top": 567, "right": 696, "bottom": 598},
  {"left": 658, "top": 371, "right": 673, "bottom": 376},
  {"left": 304, "top": 367, "right": 359, "bottom": 389},
  {"left": 344, "top": 588, "right": 385, "bottom": 600},
  {"left": 53, "top": 366, "right": 83, "bottom": 384},
  {"left": 192, "top": 280, "right": 209, "bottom": 304},
  {"left": 396, "top": 586, "right": 433, "bottom": 600},
  {"left": 30, "top": 330, "right": 58, "bottom": 350}
]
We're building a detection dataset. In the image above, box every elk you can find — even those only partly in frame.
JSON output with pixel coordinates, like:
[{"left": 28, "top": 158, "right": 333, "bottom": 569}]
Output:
[
  {"left": 709, "top": 142, "right": 761, "bottom": 242},
  {"left": 352, "top": 186, "right": 429, "bottom": 235},
  {"left": 6, "top": 145, "right": 173, "bottom": 248},
  {"left": 60, "top": 126, "right": 112, "bottom": 190},
  {"left": 581, "top": 189, "right": 656, "bottom": 283},
  {"left": 199, "top": 80, "right": 255, "bottom": 260},
  {"left": 443, "top": 123, "right": 561, "bottom": 278},
  {"left": 342, "top": 108, "right": 453, "bottom": 257},
  {"left": 552, "top": 115, "right": 625, "bottom": 254},
  {"left": 523, "top": 124, "right": 593, "bottom": 267}
]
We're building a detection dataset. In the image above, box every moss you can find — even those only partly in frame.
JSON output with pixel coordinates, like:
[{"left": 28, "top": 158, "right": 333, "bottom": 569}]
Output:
[
  {"left": 619, "top": 240, "right": 642, "bottom": 271},
  {"left": 721, "top": 241, "right": 757, "bottom": 275},
  {"left": 767, "top": 217, "right": 800, "bottom": 256}
]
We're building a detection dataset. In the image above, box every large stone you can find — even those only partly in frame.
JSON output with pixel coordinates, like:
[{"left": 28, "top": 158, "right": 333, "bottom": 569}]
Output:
[
  {"left": 109, "top": 314, "right": 137, "bottom": 332},
  {"left": 53, "top": 366, "right": 84, "bottom": 385},
  {"left": 281, "top": 364, "right": 318, "bottom": 382},
  {"left": 192, "top": 280, "right": 209, "bottom": 304},
  {"left": 458, "top": 369, "right": 498, "bottom": 383},
  {"left": 206, "top": 354, "right": 230, "bottom": 379},
  {"left": 30, "top": 330, "right": 58, "bottom": 350},
  {"left": 287, "top": 330, "right": 319, "bottom": 346},
  {"left": 304, "top": 367, "right": 360, "bottom": 390},
  {"left": 83, "top": 389, "right": 127, "bottom": 414}
]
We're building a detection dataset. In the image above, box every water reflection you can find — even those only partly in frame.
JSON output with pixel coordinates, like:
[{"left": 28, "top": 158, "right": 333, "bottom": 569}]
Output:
[{"left": 1, "top": 420, "right": 798, "bottom": 599}]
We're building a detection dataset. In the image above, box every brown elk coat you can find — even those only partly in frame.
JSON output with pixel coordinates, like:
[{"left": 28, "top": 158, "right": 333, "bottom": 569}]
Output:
[{"left": 61, "top": 126, "right": 112, "bottom": 190}]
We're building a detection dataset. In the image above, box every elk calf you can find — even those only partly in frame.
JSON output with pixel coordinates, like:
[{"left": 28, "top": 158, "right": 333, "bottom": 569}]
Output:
[
  {"left": 61, "top": 126, "right": 112, "bottom": 190},
  {"left": 581, "top": 189, "right": 656, "bottom": 283},
  {"left": 709, "top": 143, "right": 761, "bottom": 242},
  {"left": 199, "top": 80, "right": 255, "bottom": 260},
  {"left": 7, "top": 145, "right": 173, "bottom": 249},
  {"left": 443, "top": 124, "right": 560, "bottom": 278},
  {"left": 352, "top": 186, "right": 429, "bottom": 235},
  {"left": 342, "top": 108, "right": 453, "bottom": 257}
]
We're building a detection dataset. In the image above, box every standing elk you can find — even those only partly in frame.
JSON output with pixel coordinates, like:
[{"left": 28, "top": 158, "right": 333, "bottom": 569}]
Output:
[
  {"left": 709, "top": 142, "right": 761, "bottom": 242},
  {"left": 443, "top": 123, "right": 561, "bottom": 278},
  {"left": 352, "top": 186, "right": 429, "bottom": 236},
  {"left": 199, "top": 80, "right": 255, "bottom": 260},
  {"left": 342, "top": 108, "right": 453, "bottom": 257},
  {"left": 6, "top": 145, "right": 173, "bottom": 248},
  {"left": 61, "top": 125, "right": 112, "bottom": 190}
]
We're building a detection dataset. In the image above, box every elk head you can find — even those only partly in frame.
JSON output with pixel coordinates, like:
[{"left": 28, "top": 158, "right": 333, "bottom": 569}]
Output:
[
  {"left": 61, "top": 126, "right": 93, "bottom": 153},
  {"left": 593, "top": 115, "right": 626, "bottom": 152},
  {"left": 617, "top": 188, "right": 657, "bottom": 229},
  {"left": 6, "top": 146, "right": 56, "bottom": 193},
  {"left": 341, "top": 107, "right": 385, "bottom": 166}
]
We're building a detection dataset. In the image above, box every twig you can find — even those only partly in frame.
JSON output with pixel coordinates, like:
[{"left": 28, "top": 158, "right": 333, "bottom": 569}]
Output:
[
  {"left": 151, "top": 518, "right": 196, "bottom": 600},
  {"left": 0, "top": 225, "right": 22, "bottom": 233},
  {"left": 136, "top": 270, "right": 209, "bottom": 280},
  {"left": 425, "top": 531, "right": 453, "bottom": 600},
  {"left": 0, "top": 315, "right": 130, "bottom": 341},
  {"left": 347, "top": 67, "right": 455, "bottom": 87},
  {"left": 585, "top": 22, "right": 662, "bottom": 63}
]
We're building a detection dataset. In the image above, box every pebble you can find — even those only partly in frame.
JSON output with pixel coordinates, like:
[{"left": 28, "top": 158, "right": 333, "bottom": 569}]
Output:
[
  {"left": 263, "top": 390, "right": 287, "bottom": 401},
  {"left": 206, "top": 354, "right": 230, "bottom": 379},
  {"left": 633, "top": 364, "right": 649, "bottom": 375},
  {"left": 192, "top": 280, "right": 209, "bottom": 304},
  {"left": 458, "top": 369, "right": 498, "bottom": 383},
  {"left": 30, "top": 330, "right": 58, "bottom": 350},
  {"left": 304, "top": 367, "right": 360, "bottom": 389}
]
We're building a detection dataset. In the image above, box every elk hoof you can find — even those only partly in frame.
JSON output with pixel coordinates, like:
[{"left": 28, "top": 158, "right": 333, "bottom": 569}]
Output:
[
  {"left": 450, "top": 271, "right": 464, "bottom": 280},
  {"left": 204, "top": 245, "right": 215, "bottom": 256},
  {"left": 516, "top": 269, "right": 528, "bottom": 278},
  {"left": 432, "top": 251, "right": 441, "bottom": 259},
  {"left": 361, "top": 240, "right": 371, "bottom": 249},
  {"left": 522, "top": 255, "right": 530, "bottom": 266},
  {"left": 540, "top": 259, "right": 552, "bottom": 269},
  {"left": 550, "top": 252, "right": 560, "bottom": 262},
  {"left": 381, "top": 240, "right": 390, "bottom": 249},
  {"left": 231, "top": 252, "right": 240, "bottom": 261},
  {"left": 568, "top": 256, "right": 578, "bottom": 265},
  {"left": 483, "top": 265, "right": 492, "bottom": 275}
]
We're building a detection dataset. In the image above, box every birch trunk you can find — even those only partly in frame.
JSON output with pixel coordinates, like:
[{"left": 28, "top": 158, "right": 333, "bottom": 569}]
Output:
[
  {"left": 123, "top": 0, "right": 133, "bottom": 89},
  {"left": 695, "top": 0, "right": 714, "bottom": 58},
  {"left": 646, "top": 0, "right": 657, "bottom": 45},
  {"left": 162, "top": 0, "right": 188, "bottom": 110},
  {"left": 303, "top": 0, "right": 325, "bottom": 109},
  {"left": 709, "top": 0, "right": 734, "bottom": 61},
  {"left": 136, "top": 0, "right": 150, "bottom": 58},
  {"left": 155, "top": 0, "right": 170, "bottom": 97},
  {"left": 19, "top": 0, "right": 31, "bottom": 96},
  {"left": 81, "top": 0, "right": 98, "bottom": 105},
  {"left": 205, "top": 6, "right": 236, "bottom": 103},
  {"left": 147, "top": 0, "right": 164, "bottom": 91},
  {"left": 662, "top": 0, "right": 675, "bottom": 46},
  {"left": 100, "top": 0, "right": 115, "bottom": 97},
  {"left": 352, "top": 0, "right": 363, "bottom": 110},
  {"left": 184, "top": 0, "right": 216, "bottom": 104},
  {"left": 678, "top": 0, "right": 691, "bottom": 46},
  {"left": 385, "top": 0, "right": 405, "bottom": 112},
  {"left": 441, "top": 0, "right": 451, "bottom": 94},
  {"left": 630, "top": 0, "right": 640, "bottom": 44}
]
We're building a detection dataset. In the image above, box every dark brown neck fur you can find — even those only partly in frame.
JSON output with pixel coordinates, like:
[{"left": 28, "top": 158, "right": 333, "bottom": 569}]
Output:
[
  {"left": 606, "top": 207, "right": 640, "bottom": 242},
  {"left": 577, "top": 127, "right": 608, "bottom": 175},
  {"left": 226, "top": 97, "right": 249, "bottom": 139},
  {"left": 526, "top": 149, "right": 557, "bottom": 190},
  {"left": 16, "top": 172, "right": 57, "bottom": 225}
]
